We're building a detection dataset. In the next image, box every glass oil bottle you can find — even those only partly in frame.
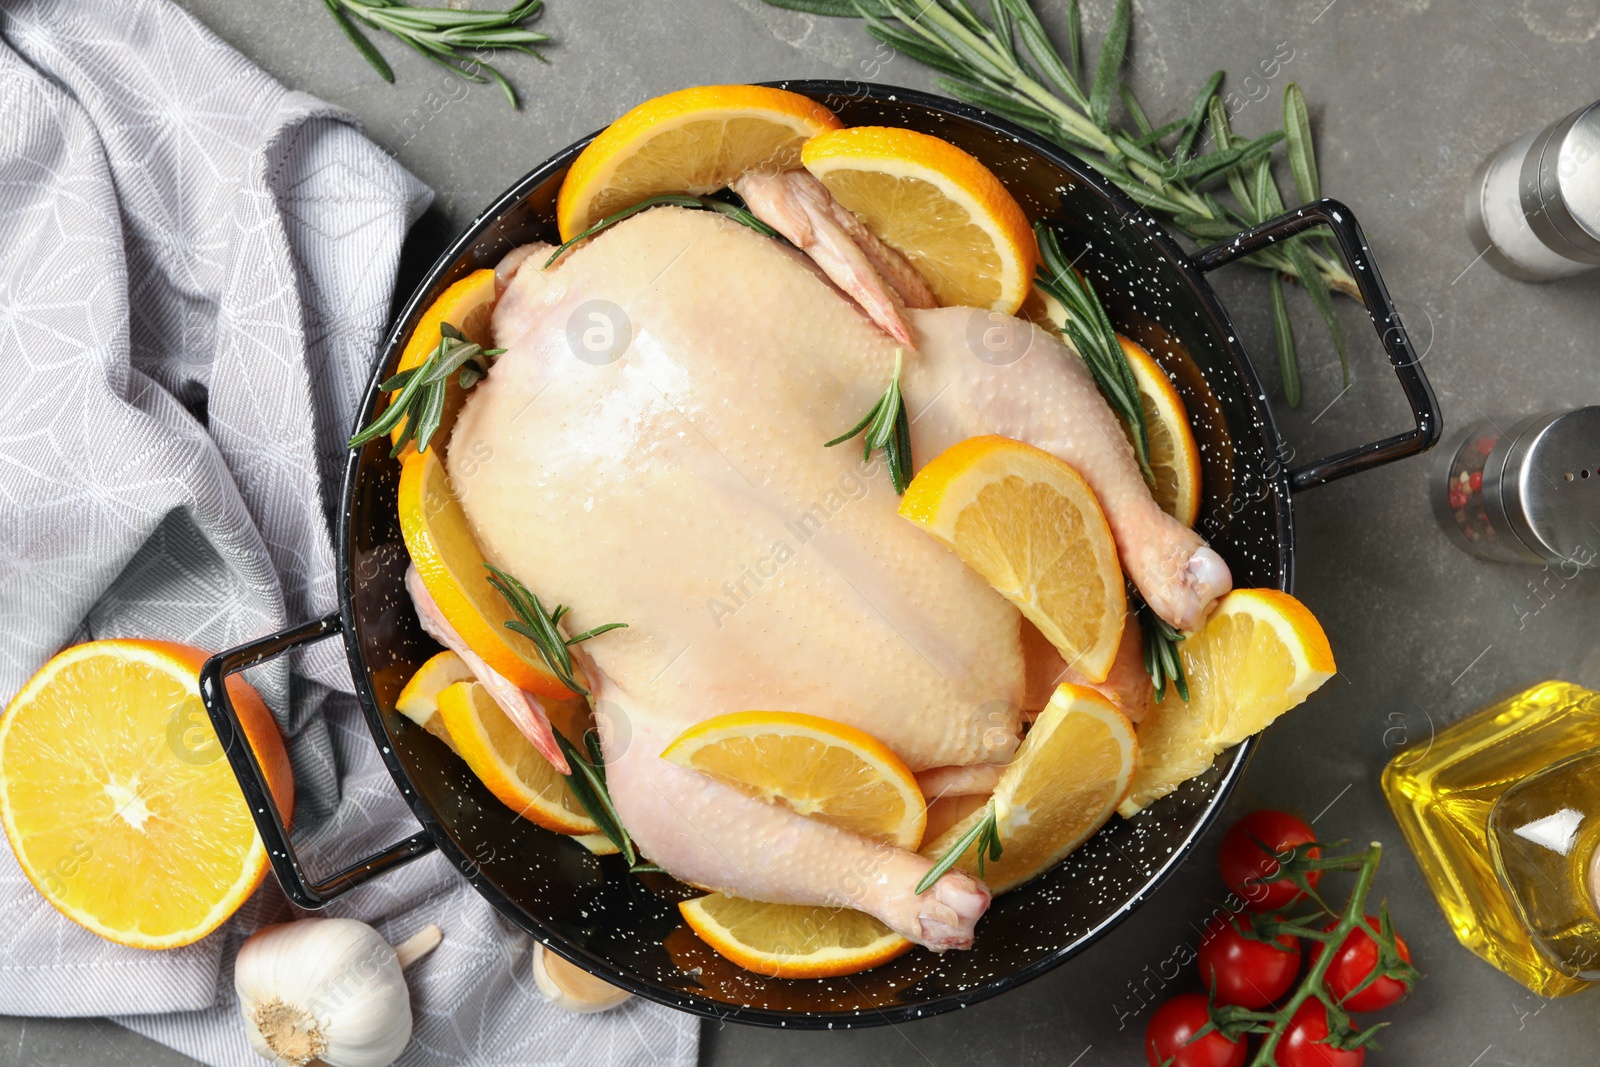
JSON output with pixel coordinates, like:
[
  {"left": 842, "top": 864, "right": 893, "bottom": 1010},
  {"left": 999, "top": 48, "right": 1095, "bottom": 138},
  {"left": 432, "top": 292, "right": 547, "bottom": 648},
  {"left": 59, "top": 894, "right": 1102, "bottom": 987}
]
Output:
[{"left": 1381, "top": 680, "right": 1600, "bottom": 997}]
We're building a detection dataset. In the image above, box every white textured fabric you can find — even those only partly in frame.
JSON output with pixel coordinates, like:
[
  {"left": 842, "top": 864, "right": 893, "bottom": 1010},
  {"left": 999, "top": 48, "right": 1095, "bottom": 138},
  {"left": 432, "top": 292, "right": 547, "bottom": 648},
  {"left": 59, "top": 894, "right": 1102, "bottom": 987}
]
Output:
[{"left": 0, "top": 1, "right": 698, "bottom": 1064}]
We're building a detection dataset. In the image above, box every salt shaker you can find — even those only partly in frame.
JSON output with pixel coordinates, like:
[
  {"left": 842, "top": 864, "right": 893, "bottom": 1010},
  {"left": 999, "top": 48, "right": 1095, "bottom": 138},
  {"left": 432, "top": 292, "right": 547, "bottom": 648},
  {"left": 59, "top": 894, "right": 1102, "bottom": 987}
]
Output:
[
  {"left": 1465, "top": 101, "right": 1600, "bottom": 281},
  {"left": 1433, "top": 407, "right": 1600, "bottom": 566}
]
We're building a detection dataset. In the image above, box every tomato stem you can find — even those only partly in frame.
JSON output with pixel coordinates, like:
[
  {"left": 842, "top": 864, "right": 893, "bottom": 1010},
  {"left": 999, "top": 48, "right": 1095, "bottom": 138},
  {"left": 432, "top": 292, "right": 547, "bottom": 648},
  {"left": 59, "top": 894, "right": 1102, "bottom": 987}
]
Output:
[{"left": 1246, "top": 842, "right": 1383, "bottom": 1066}]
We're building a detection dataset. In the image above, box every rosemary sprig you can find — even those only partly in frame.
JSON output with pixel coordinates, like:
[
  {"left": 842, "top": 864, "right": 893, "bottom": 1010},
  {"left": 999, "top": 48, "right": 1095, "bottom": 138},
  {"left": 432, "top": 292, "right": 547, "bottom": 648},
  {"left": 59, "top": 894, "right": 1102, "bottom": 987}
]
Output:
[
  {"left": 762, "top": 0, "right": 1358, "bottom": 406},
  {"left": 826, "top": 348, "right": 914, "bottom": 493},
  {"left": 1139, "top": 600, "right": 1189, "bottom": 703},
  {"left": 483, "top": 564, "right": 627, "bottom": 697},
  {"left": 544, "top": 193, "right": 784, "bottom": 268},
  {"left": 551, "top": 730, "right": 657, "bottom": 871},
  {"left": 1034, "top": 222, "right": 1153, "bottom": 485},
  {"left": 915, "top": 798, "right": 1003, "bottom": 894},
  {"left": 348, "top": 323, "right": 503, "bottom": 455},
  {"left": 322, "top": 0, "right": 549, "bottom": 108}
]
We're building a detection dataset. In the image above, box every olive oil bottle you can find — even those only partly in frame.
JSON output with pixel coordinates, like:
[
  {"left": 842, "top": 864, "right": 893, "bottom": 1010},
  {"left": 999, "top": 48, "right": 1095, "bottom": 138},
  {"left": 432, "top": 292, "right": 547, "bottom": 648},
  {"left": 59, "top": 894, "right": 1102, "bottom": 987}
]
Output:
[{"left": 1382, "top": 680, "right": 1600, "bottom": 997}]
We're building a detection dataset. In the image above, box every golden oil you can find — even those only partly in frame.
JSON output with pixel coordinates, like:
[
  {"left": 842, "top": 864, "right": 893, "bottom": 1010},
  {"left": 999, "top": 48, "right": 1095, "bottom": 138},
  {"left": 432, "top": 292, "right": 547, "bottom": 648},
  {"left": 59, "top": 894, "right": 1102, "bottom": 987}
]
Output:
[{"left": 1381, "top": 680, "right": 1600, "bottom": 997}]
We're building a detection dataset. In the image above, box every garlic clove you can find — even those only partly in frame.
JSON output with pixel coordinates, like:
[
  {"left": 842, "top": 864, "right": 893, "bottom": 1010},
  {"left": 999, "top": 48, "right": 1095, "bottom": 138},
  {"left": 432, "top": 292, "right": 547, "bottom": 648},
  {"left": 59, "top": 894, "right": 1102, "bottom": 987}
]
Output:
[
  {"left": 532, "top": 943, "right": 632, "bottom": 1013},
  {"left": 235, "top": 918, "right": 441, "bottom": 1067}
]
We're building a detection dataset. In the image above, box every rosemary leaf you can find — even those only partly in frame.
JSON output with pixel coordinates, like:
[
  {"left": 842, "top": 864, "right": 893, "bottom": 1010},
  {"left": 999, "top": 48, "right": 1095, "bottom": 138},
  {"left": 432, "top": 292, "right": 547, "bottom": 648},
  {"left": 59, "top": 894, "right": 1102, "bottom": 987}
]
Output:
[
  {"left": 915, "top": 799, "right": 1000, "bottom": 894},
  {"left": 1130, "top": 118, "right": 1189, "bottom": 149},
  {"left": 544, "top": 193, "right": 783, "bottom": 268},
  {"left": 1140, "top": 600, "right": 1189, "bottom": 703},
  {"left": 768, "top": 0, "right": 893, "bottom": 13},
  {"left": 1284, "top": 82, "right": 1321, "bottom": 203},
  {"left": 323, "top": 0, "right": 395, "bottom": 82},
  {"left": 1120, "top": 83, "right": 1153, "bottom": 135},
  {"left": 938, "top": 77, "right": 1059, "bottom": 135},
  {"left": 867, "top": 21, "right": 973, "bottom": 80},
  {"left": 1088, "top": 0, "right": 1131, "bottom": 131},
  {"left": 565, "top": 621, "right": 630, "bottom": 645},
  {"left": 1253, "top": 153, "right": 1286, "bottom": 218},
  {"left": 484, "top": 564, "right": 627, "bottom": 696},
  {"left": 1270, "top": 272, "right": 1300, "bottom": 408},
  {"left": 348, "top": 323, "right": 503, "bottom": 454},
  {"left": 826, "top": 349, "right": 913, "bottom": 493},
  {"left": 325, "top": 0, "right": 548, "bottom": 107},
  {"left": 1175, "top": 70, "right": 1225, "bottom": 163},
  {"left": 990, "top": 0, "right": 1020, "bottom": 64},
  {"left": 697, "top": 197, "right": 783, "bottom": 239},
  {"left": 1064, "top": 0, "right": 1083, "bottom": 85},
  {"left": 997, "top": 0, "right": 1081, "bottom": 100},
  {"left": 552, "top": 730, "right": 638, "bottom": 865},
  {"left": 1207, "top": 94, "right": 1260, "bottom": 218},
  {"left": 1035, "top": 224, "right": 1155, "bottom": 486},
  {"left": 545, "top": 194, "right": 702, "bottom": 267},
  {"left": 1169, "top": 130, "right": 1284, "bottom": 186},
  {"left": 1172, "top": 212, "right": 1249, "bottom": 239},
  {"left": 1104, "top": 177, "right": 1192, "bottom": 216},
  {"left": 1284, "top": 236, "right": 1349, "bottom": 386}
]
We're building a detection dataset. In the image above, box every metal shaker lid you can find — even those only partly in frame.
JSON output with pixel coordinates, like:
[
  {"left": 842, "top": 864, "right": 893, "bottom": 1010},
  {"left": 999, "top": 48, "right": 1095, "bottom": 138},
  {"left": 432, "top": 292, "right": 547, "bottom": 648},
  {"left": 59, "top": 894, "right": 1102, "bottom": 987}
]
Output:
[
  {"left": 1499, "top": 407, "right": 1600, "bottom": 565},
  {"left": 1523, "top": 102, "right": 1600, "bottom": 264}
]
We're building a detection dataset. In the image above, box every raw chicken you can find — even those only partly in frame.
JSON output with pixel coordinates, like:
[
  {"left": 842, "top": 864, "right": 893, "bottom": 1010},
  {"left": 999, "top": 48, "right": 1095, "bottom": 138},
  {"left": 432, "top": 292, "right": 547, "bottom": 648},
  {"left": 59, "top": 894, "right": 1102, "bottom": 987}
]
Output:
[{"left": 431, "top": 205, "right": 1228, "bottom": 950}]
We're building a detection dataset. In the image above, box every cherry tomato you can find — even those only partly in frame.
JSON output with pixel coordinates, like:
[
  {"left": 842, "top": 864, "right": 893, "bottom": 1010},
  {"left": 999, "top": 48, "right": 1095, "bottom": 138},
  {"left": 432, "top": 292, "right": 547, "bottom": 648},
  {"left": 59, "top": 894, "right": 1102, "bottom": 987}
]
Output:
[
  {"left": 1197, "top": 914, "right": 1302, "bottom": 1008},
  {"left": 1279, "top": 1001, "right": 1365, "bottom": 1067},
  {"left": 1144, "top": 993, "right": 1247, "bottom": 1067},
  {"left": 1310, "top": 915, "right": 1414, "bottom": 1012},
  {"left": 1218, "top": 810, "right": 1321, "bottom": 911}
]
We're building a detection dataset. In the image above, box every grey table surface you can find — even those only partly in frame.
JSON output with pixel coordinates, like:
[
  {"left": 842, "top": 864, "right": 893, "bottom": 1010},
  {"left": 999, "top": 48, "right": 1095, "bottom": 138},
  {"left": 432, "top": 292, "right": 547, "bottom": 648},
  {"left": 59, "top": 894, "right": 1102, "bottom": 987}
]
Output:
[{"left": 5, "top": 1, "right": 1600, "bottom": 1064}]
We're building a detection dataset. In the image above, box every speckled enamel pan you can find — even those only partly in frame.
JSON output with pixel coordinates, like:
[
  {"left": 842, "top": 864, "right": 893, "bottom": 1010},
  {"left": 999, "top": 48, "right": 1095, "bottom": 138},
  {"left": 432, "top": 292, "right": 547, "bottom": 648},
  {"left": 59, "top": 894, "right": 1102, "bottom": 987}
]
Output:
[{"left": 200, "top": 80, "right": 1438, "bottom": 1028}]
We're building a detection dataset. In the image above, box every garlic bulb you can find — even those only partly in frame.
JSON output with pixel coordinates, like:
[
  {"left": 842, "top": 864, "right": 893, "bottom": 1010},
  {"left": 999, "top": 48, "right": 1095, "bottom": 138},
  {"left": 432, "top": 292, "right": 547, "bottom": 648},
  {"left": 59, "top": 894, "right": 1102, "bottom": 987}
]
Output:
[
  {"left": 532, "top": 942, "right": 631, "bottom": 1013},
  {"left": 235, "top": 918, "right": 441, "bottom": 1067}
]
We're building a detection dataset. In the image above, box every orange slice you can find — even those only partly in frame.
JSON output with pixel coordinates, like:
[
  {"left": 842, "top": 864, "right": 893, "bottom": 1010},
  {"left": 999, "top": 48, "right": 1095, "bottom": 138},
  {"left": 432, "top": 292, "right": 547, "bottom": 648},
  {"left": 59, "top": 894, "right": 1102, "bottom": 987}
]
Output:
[
  {"left": 398, "top": 447, "right": 574, "bottom": 699},
  {"left": 435, "top": 682, "right": 597, "bottom": 834},
  {"left": 386, "top": 269, "right": 497, "bottom": 453},
  {"left": 1119, "top": 589, "right": 1336, "bottom": 815},
  {"left": 801, "top": 125, "right": 1036, "bottom": 314},
  {"left": 899, "top": 435, "right": 1126, "bottom": 683},
  {"left": 678, "top": 894, "right": 911, "bottom": 979},
  {"left": 662, "top": 711, "right": 925, "bottom": 849},
  {"left": 0, "top": 641, "right": 293, "bottom": 949},
  {"left": 1119, "top": 336, "right": 1203, "bottom": 527},
  {"left": 557, "top": 85, "right": 842, "bottom": 239},
  {"left": 920, "top": 684, "right": 1136, "bottom": 893},
  {"left": 395, "top": 650, "right": 474, "bottom": 750}
]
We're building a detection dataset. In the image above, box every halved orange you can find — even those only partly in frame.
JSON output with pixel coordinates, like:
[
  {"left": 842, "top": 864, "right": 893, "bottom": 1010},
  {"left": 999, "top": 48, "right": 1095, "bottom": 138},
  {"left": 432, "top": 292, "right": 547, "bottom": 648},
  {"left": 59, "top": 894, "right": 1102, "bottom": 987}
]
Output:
[
  {"left": 1119, "top": 589, "right": 1336, "bottom": 815},
  {"left": 557, "top": 85, "right": 842, "bottom": 239},
  {"left": 0, "top": 641, "right": 293, "bottom": 949},
  {"left": 661, "top": 711, "right": 925, "bottom": 850},
  {"left": 801, "top": 125, "right": 1036, "bottom": 314},
  {"left": 398, "top": 447, "right": 574, "bottom": 699},
  {"left": 387, "top": 269, "right": 498, "bottom": 453},
  {"left": 678, "top": 894, "right": 911, "bottom": 979},
  {"left": 899, "top": 435, "right": 1126, "bottom": 683},
  {"left": 919, "top": 684, "right": 1135, "bottom": 893},
  {"left": 435, "top": 682, "right": 597, "bottom": 834}
]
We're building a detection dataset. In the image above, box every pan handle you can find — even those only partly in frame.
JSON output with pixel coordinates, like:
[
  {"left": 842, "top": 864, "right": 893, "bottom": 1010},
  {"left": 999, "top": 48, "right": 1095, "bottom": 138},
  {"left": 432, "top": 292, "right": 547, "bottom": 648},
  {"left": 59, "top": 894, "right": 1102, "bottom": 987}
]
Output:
[
  {"left": 1191, "top": 198, "right": 1441, "bottom": 491},
  {"left": 199, "top": 612, "right": 436, "bottom": 909}
]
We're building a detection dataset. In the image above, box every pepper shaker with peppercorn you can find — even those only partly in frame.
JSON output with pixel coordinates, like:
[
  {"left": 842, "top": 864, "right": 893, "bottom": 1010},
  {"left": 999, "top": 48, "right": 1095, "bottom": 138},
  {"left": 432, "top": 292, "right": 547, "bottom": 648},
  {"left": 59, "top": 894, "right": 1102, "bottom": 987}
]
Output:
[{"left": 1433, "top": 407, "right": 1600, "bottom": 568}]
